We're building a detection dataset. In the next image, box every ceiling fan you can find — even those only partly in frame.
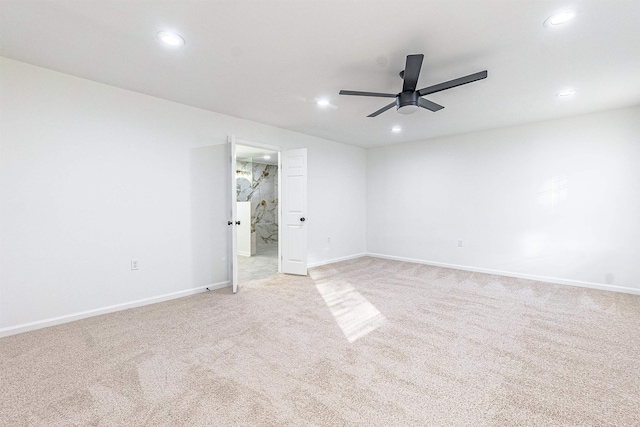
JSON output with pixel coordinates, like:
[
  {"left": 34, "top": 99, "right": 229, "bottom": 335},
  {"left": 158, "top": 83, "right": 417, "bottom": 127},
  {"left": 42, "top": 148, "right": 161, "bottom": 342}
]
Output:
[{"left": 339, "top": 54, "right": 487, "bottom": 117}]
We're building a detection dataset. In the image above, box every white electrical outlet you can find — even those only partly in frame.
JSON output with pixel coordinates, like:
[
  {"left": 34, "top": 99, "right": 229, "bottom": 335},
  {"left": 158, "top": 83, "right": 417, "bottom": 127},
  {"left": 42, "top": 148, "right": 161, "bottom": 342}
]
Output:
[
  {"left": 327, "top": 237, "right": 331, "bottom": 243},
  {"left": 457, "top": 240, "right": 463, "bottom": 247},
  {"left": 131, "top": 259, "right": 140, "bottom": 270}
]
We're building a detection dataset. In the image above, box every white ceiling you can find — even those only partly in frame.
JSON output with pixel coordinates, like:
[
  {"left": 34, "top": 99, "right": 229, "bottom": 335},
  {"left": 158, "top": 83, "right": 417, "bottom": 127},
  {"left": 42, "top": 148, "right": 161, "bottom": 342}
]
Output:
[{"left": 1, "top": 1, "right": 639, "bottom": 148}]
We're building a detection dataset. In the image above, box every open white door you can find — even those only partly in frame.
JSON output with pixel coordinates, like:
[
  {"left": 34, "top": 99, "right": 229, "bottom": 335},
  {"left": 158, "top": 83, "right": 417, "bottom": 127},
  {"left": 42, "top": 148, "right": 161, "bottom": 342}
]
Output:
[
  {"left": 281, "top": 148, "right": 307, "bottom": 275},
  {"left": 228, "top": 136, "right": 238, "bottom": 292}
]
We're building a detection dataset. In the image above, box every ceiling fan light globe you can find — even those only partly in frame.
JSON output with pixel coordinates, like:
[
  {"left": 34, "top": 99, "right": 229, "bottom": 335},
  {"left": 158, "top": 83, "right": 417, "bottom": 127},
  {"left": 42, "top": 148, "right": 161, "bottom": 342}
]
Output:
[
  {"left": 396, "top": 91, "right": 420, "bottom": 114},
  {"left": 397, "top": 105, "right": 419, "bottom": 115}
]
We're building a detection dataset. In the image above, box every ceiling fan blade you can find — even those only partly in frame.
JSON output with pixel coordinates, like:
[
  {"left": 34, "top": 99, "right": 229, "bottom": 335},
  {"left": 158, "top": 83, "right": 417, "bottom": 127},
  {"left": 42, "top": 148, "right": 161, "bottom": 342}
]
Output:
[
  {"left": 339, "top": 90, "right": 397, "bottom": 98},
  {"left": 367, "top": 101, "right": 397, "bottom": 117},
  {"left": 419, "top": 97, "right": 444, "bottom": 112},
  {"left": 402, "top": 54, "right": 424, "bottom": 92},
  {"left": 418, "top": 70, "right": 488, "bottom": 96}
]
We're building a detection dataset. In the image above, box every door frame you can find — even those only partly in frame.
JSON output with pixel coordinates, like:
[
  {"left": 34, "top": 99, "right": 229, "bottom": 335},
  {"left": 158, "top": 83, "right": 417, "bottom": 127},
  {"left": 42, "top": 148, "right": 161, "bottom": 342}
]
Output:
[{"left": 229, "top": 136, "right": 283, "bottom": 290}]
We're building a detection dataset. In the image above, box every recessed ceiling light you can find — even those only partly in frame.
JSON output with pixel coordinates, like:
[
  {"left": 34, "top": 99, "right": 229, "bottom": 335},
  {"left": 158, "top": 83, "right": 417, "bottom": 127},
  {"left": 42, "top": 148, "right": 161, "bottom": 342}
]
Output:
[
  {"left": 263, "top": 155, "right": 271, "bottom": 160},
  {"left": 392, "top": 126, "right": 402, "bottom": 133},
  {"left": 557, "top": 89, "right": 576, "bottom": 97},
  {"left": 544, "top": 11, "right": 575, "bottom": 27},
  {"left": 157, "top": 31, "right": 185, "bottom": 47},
  {"left": 317, "top": 99, "right": 330, "bottom": 107}
]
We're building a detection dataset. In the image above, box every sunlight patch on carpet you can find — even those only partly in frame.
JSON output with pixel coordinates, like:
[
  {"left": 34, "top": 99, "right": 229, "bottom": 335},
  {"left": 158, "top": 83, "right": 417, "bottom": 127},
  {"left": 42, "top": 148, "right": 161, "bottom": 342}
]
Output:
[{"left": 314, "top": 279, "right": 386, "bottom": 343}]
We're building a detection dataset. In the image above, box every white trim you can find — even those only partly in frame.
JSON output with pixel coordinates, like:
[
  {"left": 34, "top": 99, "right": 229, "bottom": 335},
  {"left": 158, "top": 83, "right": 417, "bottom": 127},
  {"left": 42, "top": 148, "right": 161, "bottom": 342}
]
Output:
[
  {"left": 232, "top": 136, "right": 283, "bottom": 276},
  {"left": 0, "top": 281, "right": 230, "bottom": 338},
  {"left": 235, "top": 138, "right": 281, "bottom": 152},
  {"left": 366, "top": 253, "right": 640, "bottom": 295},
  {"left": 8, "top": 251, "right": 632, "bottom": 338},
  {"left": 308, "top": 253, "right": 367, "bottom": 269},
  {"left": 237, "top": 251, "right": 251, "bottom": 257},
  {"left": 278, "top": 151, "right": 282, "bottom": 274}
]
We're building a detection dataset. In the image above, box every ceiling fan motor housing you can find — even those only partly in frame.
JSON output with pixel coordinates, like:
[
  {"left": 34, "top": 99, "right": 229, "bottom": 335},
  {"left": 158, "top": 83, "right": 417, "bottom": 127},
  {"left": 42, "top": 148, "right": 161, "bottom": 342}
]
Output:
[{"left": 396, "top": 91, "right": 420, "bottom": 114}]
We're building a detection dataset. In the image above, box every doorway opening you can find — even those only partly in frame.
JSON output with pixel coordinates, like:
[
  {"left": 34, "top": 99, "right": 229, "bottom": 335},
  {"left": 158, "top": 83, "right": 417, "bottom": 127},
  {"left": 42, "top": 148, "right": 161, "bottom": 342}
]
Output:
[{"left": 235, "top": 144, "right": 280, "bottom": 283}]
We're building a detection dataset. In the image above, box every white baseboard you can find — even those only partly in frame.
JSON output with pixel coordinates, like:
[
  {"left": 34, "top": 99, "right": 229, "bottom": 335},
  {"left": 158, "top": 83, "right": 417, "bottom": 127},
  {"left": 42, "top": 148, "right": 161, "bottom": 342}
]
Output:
[
  {"left": 308, "top": 253, "right": 367, "bottom": 268},
  {"left": 0, "top": 281, "right": 230, "bottom": 338},
  {"left": 366, "top": 253, "right": 640, "bottom": 296},
  {"left": 237, "top": 251, "right": 251, "bottom": 257}
]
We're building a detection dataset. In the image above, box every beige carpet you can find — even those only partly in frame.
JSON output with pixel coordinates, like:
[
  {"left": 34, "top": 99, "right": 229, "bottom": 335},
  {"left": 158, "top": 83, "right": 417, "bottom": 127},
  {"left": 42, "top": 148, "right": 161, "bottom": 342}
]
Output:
[{"left": 1, "top": 257, "right": 639, "bottom": 426}]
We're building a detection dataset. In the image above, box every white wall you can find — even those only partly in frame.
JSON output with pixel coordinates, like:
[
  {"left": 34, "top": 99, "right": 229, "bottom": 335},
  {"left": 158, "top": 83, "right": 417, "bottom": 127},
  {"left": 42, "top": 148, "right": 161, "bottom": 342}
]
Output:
[
  {"left": 0, "top": 57, "right": 367, "bottom": 334},
  {"left": 4, "top": 53, "right": 636, "bottom": 336},
  {"left": 367, "top": 106, "right": 640, "bottom": 293}
]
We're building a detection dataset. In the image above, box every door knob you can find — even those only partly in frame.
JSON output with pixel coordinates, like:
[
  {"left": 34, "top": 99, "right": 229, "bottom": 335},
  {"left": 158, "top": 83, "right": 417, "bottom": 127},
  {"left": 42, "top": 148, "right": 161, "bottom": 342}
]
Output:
[
  {"left": 236, "top": 221, "right": 241, "bottom": 225},
  {"left": 227, "top": 221, "right": 233, "bottom": 225},
  {"left": 300, "top": 217, "right": 306, "bottom": 222}
]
